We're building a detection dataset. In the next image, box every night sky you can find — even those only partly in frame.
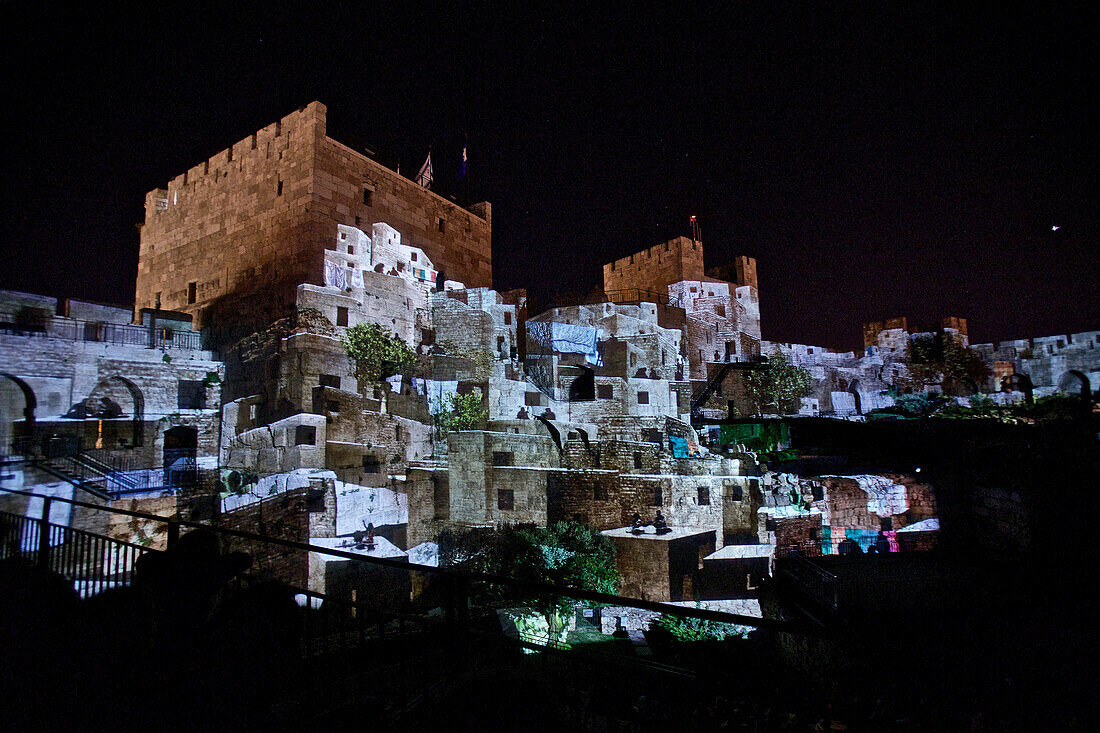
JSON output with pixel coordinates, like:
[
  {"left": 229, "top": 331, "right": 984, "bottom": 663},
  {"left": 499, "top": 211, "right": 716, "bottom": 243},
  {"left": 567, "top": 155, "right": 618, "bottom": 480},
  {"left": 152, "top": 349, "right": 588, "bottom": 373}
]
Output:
[{"left": 1, "top": 3, "right": 1095, "bottom": 351}]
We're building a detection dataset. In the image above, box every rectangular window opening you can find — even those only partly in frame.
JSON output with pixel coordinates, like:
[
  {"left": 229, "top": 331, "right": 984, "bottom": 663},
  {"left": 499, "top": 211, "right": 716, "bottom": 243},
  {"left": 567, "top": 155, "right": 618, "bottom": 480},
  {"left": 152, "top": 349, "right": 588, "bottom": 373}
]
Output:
[
  {"left": 637, "top": 391, "right": 649, "bottom": 405},
  {"left": 597, "top": 384, "right": 613, "bottom": 400},
  {"left": 492, "top": 451, "right": 514, "bottom": 466},
  {"left": 497, "top": 489, "right": 514, "bottom": 511},
  {"left": 187, "top": 282, "right": 197, "bottom": 305},
  {"left": 336, "top": 307, "right": 349, "bottom": 327},
  {"left": 363, "top": 188, "right": 373, "bottom": 206},
  {"left": 295, "top": 425, "right": 316, "bottom": 446},
  {"left": 319, "top": 374, "right": 341, "bottom": 389},
  {"left": 177, "top": 380, "right": 205, "bottom": 409},
  {"left": 698, "top": 487, "right": 710, "bottom": 505}
]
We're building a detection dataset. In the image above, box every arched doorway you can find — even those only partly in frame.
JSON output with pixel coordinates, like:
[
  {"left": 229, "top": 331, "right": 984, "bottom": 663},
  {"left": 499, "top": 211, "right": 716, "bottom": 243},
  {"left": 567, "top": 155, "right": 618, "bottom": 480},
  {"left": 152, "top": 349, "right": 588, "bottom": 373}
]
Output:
[
  {"left": 568, "top": 367, "right": 595, "bottom": 402},
  {"left": 848, "top": 380, "right": 862, "bottom": 415},
  {"left": 86, "top": 376, "right": 145, "bottom": 448},
  {"left": 1002, "top": 373, "right": 1034, "bottom": 404},
  {"left": 163, "top": 426, "right": 198, "bottom": 489},
  {"left": 1058, "top": 370, "right": 1091, "bottom": 400},
  {"left": 0, "top": 373, "right": 37, "bottom": 452}
]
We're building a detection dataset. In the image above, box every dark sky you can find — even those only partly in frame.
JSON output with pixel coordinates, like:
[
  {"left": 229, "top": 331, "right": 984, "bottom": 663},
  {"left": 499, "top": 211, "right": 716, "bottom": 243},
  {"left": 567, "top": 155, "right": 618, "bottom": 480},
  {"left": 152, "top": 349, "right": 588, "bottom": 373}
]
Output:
[{"left": 1, "top": 3, "right": 1095, "bottom": 350}]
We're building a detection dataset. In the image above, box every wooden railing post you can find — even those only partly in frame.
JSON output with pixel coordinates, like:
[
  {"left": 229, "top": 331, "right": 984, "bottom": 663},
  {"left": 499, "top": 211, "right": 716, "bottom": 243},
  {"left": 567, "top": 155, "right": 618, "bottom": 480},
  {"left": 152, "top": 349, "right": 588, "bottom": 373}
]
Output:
[{"left": 36, "top": 497, "right": 52, "bottom": 569}]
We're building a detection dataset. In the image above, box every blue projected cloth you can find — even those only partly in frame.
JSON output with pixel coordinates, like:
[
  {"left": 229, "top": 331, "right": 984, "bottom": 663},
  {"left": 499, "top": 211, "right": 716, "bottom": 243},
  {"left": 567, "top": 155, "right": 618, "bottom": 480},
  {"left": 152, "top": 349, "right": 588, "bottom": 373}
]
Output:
[{"left": 528, "top": 321, "right": 601, "bottom": 365}]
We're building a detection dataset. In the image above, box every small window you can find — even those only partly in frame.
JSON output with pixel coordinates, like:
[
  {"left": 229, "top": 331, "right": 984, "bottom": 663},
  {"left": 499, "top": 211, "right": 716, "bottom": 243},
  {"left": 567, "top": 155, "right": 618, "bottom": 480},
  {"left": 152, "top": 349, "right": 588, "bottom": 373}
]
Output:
[
  {"left": 729, "top": 484, "right": 743, "bottom": 501},
  {"left": 637, "top": 391, "right": 649, "bottom": 405},
  {"left": 347, "top": 245, "right": 354, "bottom": 256},
  {"left": 326, "top": 400, "right": 340, "bottom": 412},
  {"left": 319, "top": 374, "right": 340, "bottom": 389},
  {"left": 341, "top": 232, "right": 347, "bottom": 240},
  {"left": 594, "top": 483, "right": 606, "bottom": 501},
  {"left": 295, "top": 425, "right": 316, "bottom": 446},
  {"left": 396, "top": 426, "right": 403, "bottom": 441},
  {"left": 336, "top": 307, "right": 349, "bottom": 327},
  {"left": 438, "top": 218, "right": 445, "bottom": 233},
  {"left": 363, "top": 455, "right": 380, "bottom": 473},
  {"left": 497, "top": 489, "right": 514, "bottom": 510},
  {"left": 504, "top": 312, "right": 512, "bottom": 325},
  {"left": 689, "top": 287, "right": 697, "bottom": 293},
  {"left": 187, "top": 282, "right": 197, "bottom": 305},
  {"left": 652, "top": 486, "right": 663, "bottom": 506},
  {"left": 154, "top": 291, "right": 162, "bottom": 309},
  {"left": 633, "top": 452, "right": 642, "bottom": 469},
  {"left": 492, "top": 451, "right": 514, "bottom": 466},
  {"left": 525, "top": 392, "right": 541, "bottom": 407},
  {"left": 715, "top": 305, "right": 725, "bottom": 317},
  {"left": 363, "top": 188, "right": 373, "bottom": 206},
  {"left": 698, "top": 487, "right": 710, "bottom": 506},
  {"left": 178, "top": 380, "right": 205, "bottom": 409},
  {"left": 411, "top": 252, "right": 417, "bottom": 261},
  {"left": 497, "top": 336, "right": 505, "bottom": 349},
  {"left": 597, "top": 384, "right": 613, "bottom": 399},
  {"left": 276, "top": 179, "right": 283, "bottom": 196},
  {"left": 881, "top": 517, "right": 894, "bottom": 532}
]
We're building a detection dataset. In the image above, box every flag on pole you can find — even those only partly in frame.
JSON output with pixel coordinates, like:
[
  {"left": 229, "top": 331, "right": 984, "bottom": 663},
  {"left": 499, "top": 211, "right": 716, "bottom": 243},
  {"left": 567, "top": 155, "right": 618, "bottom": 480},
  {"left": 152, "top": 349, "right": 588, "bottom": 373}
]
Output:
[
  {"left": 415, "top": 151, "right": 433, "bottom": 189},
  {"left": 459, "top": 145, "right": 467, "bottom": 179}
]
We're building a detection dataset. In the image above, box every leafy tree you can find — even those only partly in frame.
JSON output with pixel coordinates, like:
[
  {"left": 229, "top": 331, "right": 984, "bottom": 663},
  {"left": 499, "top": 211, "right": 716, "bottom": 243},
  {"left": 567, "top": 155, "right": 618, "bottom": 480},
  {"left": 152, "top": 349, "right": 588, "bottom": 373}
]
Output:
[
  {"left": 742, "top": 353, "right": 813, "bottom": 415},
  {"left": 435, "top": 392, "right": 488, "bottom": 436},
  {"left": 905, "top": 333, "right": 991, "bottom": 394},
  {"left": 438, "top": 521, "right": 620, "bottom": 627},
  {"left": 342, "top": 323, "right": 416, "bottom": 386}
]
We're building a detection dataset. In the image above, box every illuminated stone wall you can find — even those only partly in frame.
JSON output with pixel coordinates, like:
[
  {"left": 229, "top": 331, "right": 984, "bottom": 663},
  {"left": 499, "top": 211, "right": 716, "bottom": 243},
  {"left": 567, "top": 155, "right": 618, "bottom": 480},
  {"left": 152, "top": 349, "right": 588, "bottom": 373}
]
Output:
[{"left": 136, "top": 102, "right": 491, "bottom": 338}]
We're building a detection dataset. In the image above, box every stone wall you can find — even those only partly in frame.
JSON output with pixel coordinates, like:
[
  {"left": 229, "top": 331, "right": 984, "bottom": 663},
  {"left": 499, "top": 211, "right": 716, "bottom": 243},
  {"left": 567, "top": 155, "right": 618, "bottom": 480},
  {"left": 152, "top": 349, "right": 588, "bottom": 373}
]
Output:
[
  {"left": 215, "top": 478, "right": 337, "bottom": 587},
  {"left": 603, "top": 236, "right": 709, "bottom": 295},
  {"left": 136, "top": 101, "right": 491, "bottom": 338}
]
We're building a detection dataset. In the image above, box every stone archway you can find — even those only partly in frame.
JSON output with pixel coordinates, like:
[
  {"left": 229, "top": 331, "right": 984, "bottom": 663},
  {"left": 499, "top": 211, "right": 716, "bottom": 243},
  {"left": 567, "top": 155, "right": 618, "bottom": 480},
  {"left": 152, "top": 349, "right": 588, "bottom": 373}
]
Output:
[
  {"left": 1002, "top": 373, "right": 1034, "bottom": 404},
  {"left": 0, "top": 373, "right": 37, "bottom": 450},
  {"left": 86, "top": 376, "right": 145, "bottom": 447},
  {"left": 1057, "top": 370, "right": 1091, "bottom": 400},
  {"left": 163, "top": 426, "right": 198, "bottom": 489},
  {"left": 848, "top": 380, "right": 862, "bottom": 415},
  {"left": 568, "top": 367, "right": 595, "bottom": 402}
]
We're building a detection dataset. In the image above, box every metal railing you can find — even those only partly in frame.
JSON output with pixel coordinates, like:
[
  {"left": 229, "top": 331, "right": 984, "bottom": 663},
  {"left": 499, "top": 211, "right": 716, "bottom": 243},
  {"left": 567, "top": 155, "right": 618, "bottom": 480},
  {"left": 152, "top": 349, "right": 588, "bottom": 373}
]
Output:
[
  {"left": 0, "top": 312, "right": 205, "bottom": 350},
  {"left": 776, "top": 552, "right": 841, "bottom": 611},
  {"left": 1, "top": 503, "right": 153, "bottom": 598},
  {"left": 0, "top": 484, "right": 829, "bottom": 726}
]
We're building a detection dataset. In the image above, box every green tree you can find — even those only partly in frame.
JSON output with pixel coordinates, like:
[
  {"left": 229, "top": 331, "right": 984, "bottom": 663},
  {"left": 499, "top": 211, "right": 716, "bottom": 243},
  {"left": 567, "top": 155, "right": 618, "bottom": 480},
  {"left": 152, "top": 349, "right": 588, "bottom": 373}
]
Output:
[
  {"left": 342, "top": 323, "right": 416, "bottom": 386},
  {"left": 905, "top": 333, "right": 991, "bottom": 394},
  {"left": 435, "top": 392, "right": 488, "bottom": 436},
  {"left": 742, "top": 353, "right": 813, "bottom": 415},
  {"left": 438, "top": 521, "right": 620, "bottom": 627}
]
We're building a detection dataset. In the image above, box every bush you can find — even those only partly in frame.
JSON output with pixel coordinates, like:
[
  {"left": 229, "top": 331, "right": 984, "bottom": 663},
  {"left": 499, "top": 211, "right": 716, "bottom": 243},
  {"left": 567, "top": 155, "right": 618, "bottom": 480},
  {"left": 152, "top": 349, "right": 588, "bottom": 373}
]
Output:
[
  {"left": 655, "top": 604, "right": 751, "bottom": 642},
  {"left": 343, "top": 323, "right": 416, "bottom": 385}
]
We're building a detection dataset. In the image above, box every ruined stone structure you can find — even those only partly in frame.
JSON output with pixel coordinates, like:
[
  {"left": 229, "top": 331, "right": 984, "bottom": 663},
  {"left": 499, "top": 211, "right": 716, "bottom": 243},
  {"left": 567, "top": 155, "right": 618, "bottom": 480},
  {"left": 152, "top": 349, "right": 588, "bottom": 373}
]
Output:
[
  {"left": 0, "top": 290, "right": 222, "bottom": 474},
  {"left": 135, "top": 102, "right": 491, "bottom": 339}
]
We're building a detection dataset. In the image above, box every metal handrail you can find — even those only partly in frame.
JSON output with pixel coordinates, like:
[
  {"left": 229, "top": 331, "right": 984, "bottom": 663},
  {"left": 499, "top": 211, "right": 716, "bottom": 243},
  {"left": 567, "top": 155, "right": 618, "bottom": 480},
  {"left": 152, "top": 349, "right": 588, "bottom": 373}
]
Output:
[
  {"left": 0, "top": 311, "right": 205, "bottom": 350},
  {"left": 0, "top": 484, "right": 813, "bottom": 633}
]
